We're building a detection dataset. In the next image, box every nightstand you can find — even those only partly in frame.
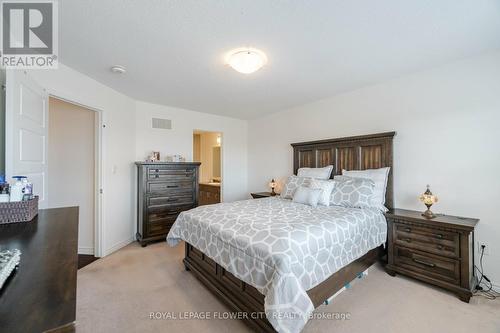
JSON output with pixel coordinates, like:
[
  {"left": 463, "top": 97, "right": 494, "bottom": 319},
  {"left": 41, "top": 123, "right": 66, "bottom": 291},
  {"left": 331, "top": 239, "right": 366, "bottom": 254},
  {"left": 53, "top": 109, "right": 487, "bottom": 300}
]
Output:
[
  {"left": 385, "top": 209, "right": 479, "bottom": 303},
  {"left": 250, "top": 192, "right": 277, "bottom": 199}
]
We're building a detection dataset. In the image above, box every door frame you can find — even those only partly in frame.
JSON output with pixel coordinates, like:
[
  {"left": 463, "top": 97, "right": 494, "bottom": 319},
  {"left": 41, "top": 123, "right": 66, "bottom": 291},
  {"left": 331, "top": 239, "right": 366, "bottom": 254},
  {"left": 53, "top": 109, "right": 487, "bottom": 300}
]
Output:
[
  {"left": 192, "top": 129, "right": 223, "bottom": 202},
  {"left": 48, "top": 94, "right": 104, "bottom": 258}
]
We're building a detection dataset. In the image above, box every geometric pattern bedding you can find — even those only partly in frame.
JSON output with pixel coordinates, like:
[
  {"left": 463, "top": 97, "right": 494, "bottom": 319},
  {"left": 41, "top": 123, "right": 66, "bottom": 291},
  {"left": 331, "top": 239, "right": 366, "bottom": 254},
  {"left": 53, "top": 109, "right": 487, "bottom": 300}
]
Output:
[{"left": 167, "top": 197, "right": 387, "bottom": 333}]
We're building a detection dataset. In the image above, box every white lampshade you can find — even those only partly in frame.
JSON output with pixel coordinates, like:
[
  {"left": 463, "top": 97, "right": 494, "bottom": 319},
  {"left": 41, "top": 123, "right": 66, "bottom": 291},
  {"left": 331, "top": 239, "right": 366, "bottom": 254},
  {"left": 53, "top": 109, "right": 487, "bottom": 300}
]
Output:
[{"left": 226, "top": 48, "right": 267, "bottom": 74}]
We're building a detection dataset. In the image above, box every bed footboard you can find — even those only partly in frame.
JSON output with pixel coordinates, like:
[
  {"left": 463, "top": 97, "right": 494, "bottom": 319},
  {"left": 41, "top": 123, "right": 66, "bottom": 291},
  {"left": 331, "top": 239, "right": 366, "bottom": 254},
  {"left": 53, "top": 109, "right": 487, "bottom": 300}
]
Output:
[{"left": 183, "top": 242, "right": 384, "bottom": 332}]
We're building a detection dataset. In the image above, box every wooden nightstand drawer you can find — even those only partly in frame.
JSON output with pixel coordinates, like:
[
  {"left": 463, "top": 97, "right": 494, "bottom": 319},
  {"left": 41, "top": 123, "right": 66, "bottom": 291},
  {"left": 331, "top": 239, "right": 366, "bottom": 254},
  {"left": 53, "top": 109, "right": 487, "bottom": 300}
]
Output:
[
  {"left": 394, "top": 246, "right": 460, "bottom": 284},
  {"left": 394, "top": 222, "right": 459, "bottom": 258}
]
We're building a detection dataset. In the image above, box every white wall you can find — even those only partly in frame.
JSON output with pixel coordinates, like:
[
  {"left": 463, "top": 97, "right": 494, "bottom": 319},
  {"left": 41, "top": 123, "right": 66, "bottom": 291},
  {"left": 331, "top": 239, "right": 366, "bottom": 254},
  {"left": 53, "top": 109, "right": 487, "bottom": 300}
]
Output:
[
  {"left": 48, "top": 98, "right": 95, "bottom": 255},
  {"left": 28, "top": 64, "right": 137, "bottom": 256},
  {"left": 135, "top": 101, "right": 247, "bottom": 202},
  {"left": 247, "top": 51, "right": 500, "bottom": 285}
]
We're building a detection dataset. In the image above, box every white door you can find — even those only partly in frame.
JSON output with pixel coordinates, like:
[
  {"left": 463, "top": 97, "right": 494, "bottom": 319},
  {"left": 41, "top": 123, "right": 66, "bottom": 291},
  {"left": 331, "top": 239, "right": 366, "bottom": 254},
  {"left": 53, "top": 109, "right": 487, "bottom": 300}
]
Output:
[{"left": 5, "top": 70, "right": 48, "bottom": 209}]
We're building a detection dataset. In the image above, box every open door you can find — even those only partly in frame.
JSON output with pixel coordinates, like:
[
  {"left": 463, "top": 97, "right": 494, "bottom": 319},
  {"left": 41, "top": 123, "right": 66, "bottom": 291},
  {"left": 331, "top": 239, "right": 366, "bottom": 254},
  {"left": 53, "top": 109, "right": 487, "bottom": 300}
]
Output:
[{"left": 5, "top": 70, "right": 49, "bottom": 209}]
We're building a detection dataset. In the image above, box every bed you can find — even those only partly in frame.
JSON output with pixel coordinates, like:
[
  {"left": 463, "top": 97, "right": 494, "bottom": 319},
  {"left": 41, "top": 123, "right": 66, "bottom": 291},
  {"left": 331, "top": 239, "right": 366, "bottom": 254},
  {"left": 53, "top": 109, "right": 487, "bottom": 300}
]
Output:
[{"left": 167, "top": 132, "right": 395, "bottom": 333}]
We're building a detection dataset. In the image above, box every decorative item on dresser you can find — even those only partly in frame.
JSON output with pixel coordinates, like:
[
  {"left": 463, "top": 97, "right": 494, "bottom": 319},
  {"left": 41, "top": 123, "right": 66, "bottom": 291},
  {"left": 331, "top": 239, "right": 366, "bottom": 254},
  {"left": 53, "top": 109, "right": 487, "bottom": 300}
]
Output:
[
  {"left": 136, "top": 162, "right": 200, "bottom": 247},
  {"left": 268, "top": 179, "right": 277, "bottom": 196},
  {"left": 250, "top": 192, "right": 276, "bottom": 199},
  {"left": 385, "top": 208, "right": 479, "bottom": 302},
  {"left": 419, "top": 184, "right": 438, "bottom": 218}
]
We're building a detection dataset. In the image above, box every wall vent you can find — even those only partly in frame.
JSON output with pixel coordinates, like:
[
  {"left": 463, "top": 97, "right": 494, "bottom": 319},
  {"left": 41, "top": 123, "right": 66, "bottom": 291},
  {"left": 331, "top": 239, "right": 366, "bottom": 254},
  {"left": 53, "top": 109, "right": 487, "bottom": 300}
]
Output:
[{"left": 152, "top": 118, "right": 172, "bottom": 130}]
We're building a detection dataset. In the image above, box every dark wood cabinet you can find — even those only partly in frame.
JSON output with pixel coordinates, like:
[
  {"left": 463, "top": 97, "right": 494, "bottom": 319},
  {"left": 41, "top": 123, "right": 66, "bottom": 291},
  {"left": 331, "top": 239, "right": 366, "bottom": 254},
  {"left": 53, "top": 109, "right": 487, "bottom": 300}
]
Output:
[
  {"left": 199, "top": 184, "right": 220, "bottom": 206},
  {"left": 385, "top": 209, "right": 478, "bottom": 302},
  {"left": 0, "top": 207, "right": 79, "bottom": 333},
  {"left": 136, "top": 162, "right": 200, "bottom": 246}
]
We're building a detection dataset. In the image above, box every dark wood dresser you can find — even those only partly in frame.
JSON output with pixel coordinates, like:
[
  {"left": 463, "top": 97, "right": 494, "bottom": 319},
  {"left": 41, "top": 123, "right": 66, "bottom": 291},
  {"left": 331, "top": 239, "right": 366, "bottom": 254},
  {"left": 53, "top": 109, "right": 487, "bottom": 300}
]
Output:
[
  {"left": 385, "top": 209, "right": 478, "bottom": 302},
  {"left": 136, "top": 162, "right": 200, "bottom": 246},
  {"left": 0, "top": 207, "right": 78, "bottom": 333}
]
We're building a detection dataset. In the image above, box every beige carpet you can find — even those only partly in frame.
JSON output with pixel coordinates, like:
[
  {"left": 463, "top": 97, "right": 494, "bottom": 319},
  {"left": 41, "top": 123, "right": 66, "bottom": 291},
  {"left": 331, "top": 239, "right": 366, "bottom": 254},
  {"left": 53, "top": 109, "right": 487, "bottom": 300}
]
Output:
[{"left": 76, "top": 242, "right": 500, "bottom": 333}]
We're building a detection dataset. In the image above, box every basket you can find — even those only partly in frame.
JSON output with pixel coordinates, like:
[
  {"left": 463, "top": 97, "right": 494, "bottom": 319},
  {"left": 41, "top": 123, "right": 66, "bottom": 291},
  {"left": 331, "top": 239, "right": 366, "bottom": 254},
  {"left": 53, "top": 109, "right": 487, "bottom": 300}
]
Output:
[{"left": 0, "top": 196, "right": 39, "bottom": 224}]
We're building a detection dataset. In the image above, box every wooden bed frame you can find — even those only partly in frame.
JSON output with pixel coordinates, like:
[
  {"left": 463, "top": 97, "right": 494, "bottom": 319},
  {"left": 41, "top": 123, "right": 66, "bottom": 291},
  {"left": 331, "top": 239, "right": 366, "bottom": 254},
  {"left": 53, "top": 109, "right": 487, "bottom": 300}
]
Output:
[{"left": 183, "top": 132, "right": 395, "bottom": 332}]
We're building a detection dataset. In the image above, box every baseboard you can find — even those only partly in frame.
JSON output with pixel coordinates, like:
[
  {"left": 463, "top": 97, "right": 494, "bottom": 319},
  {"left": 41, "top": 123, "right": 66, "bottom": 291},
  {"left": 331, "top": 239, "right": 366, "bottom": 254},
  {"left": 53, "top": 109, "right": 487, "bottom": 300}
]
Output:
[
  {"left": 103, "top": 237, "right": 134, "bottom": 256},
  {"left": 78, "top": 246, "right": 94, "bottom": 255}
]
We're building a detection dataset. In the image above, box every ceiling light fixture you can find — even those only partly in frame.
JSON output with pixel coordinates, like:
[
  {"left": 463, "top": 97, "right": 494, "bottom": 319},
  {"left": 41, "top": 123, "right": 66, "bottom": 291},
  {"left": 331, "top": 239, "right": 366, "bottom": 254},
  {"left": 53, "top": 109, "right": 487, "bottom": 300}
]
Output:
[
  {"left": 110, "top": 65, "right": 126, "bottom": 74},
  {"left": 225, "top": 48, "right": 267, "bottom": 74}
]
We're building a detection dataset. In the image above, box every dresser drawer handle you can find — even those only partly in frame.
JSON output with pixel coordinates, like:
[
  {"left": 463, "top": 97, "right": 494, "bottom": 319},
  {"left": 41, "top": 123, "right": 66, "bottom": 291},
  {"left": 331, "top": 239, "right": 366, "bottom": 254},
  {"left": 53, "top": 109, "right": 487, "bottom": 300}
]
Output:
[
  {"left": 413, "top": 258, "right": 436, "bottom": 268},
  {"left": 166, "top": 185, "right": 179, "bottom": 188},
  {"left": 404, "top": 228, "right": 411, "bottom": 233},
  {"left": 437, "top": 245, "right": 444, "bottom": 250},
  {"left": 155, "top": 174, "right": 159, "bottom": 178},
  {"left": 160, "top": 211, "right": 179, "bottom": 216},
  {"left": 404, "top": 238, "right": 412, "bottom": 243},
  {"left": 166, "top": 198, "right": 178, "bottom": 202},
  {"left": 435, "top": 233, "right": 444, "bottom": 239},
  {"left": 155, "top": 169, "right": 159, "bottom": 172}
]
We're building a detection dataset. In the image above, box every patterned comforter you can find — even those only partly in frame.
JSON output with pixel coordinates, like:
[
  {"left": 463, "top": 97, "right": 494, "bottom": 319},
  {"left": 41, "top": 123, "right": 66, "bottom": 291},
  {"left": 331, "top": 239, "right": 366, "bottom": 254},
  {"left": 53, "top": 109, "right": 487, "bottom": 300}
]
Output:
[{"left": 166, "top": 197, "right": 387, "bottom": 333}]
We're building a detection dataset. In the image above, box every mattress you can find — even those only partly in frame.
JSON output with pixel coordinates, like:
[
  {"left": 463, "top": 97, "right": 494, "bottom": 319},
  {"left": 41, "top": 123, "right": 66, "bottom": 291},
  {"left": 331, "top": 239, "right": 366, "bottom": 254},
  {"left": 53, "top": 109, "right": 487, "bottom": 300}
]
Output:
[{"left": 167, "top": 197, "right": 387, "bottom": 333}]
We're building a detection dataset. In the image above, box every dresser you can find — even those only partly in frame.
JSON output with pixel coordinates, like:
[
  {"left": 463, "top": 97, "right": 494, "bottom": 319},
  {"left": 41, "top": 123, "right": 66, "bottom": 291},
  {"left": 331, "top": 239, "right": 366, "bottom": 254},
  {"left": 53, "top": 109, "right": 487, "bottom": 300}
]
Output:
[
  {"left": 385, "top": 209, "right": 478, "bottom": 302},
  {"left": 136, "top": 162, "right": 200, "bottom": 247},
  {"left": 0, "top": 207, "right": 78, "bottom": 333}
]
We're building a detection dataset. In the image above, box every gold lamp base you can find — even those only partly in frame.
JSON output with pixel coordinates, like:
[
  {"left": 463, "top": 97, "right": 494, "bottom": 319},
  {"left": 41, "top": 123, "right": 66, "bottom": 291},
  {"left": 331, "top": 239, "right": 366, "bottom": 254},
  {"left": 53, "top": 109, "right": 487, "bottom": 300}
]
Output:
[{"left": 422, "top": 207, "right": 436, "bottom": 219}]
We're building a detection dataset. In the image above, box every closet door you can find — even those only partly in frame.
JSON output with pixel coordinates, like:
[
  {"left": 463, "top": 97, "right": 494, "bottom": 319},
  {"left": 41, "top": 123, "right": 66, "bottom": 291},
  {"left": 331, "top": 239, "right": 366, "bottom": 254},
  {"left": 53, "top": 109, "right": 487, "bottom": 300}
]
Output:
[{"left": 5, "top": 70, "right": 48, "bottom": 208}]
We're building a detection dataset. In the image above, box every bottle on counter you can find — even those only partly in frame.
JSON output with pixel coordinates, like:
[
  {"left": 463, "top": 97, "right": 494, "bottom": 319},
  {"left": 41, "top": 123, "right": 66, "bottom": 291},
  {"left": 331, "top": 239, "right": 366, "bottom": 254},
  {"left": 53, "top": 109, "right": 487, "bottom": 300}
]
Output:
[
  {"left": 10, "top": 176, "right": 27, "bottom": 202},
  {"left": 0, "top": 182, "right": 9, "bottom": 203},
  {"left": 21, "top": 177, "right": 33, "bottom": 201}
]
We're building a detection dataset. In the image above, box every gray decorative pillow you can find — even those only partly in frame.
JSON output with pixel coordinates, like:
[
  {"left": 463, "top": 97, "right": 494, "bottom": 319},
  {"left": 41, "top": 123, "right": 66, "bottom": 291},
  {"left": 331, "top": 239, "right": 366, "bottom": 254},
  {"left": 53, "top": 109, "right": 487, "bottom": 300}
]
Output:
[
  {"left": 292, "top": 186, "right": 322, "bottom": 207},
  {"left": 297, "top": 165, "right": 333, "bottom": 180},
  {"left": 329, "top": 176, "right": 375, "bottom": 208},
  {"left": 281, "top": 175, "right": 312, "bottom": 199}
]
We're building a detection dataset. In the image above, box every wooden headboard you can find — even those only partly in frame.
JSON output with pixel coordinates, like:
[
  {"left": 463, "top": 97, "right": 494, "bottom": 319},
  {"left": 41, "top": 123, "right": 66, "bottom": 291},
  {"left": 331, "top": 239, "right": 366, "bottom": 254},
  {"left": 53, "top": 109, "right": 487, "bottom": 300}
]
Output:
[{"left": 291, "top": 132, "right": 396, "bottom": 209}]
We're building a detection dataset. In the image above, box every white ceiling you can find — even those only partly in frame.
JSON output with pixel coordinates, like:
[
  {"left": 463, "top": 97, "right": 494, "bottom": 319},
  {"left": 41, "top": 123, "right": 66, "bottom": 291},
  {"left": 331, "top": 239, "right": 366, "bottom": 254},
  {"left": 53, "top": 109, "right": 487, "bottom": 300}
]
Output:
[{"left": 59, "top": 1, "right": 500, "bottom": 119}]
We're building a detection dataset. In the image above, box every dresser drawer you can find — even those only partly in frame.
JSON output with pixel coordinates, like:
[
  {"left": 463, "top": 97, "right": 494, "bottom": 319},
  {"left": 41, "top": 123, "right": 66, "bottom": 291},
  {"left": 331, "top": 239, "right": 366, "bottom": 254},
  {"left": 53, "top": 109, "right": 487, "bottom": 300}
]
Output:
[
  {"left": 147, "top": 167, "right": 195, "bottom": 181},
  {"left": 148, "top": 210, "right": 179, "bottom": 224},
  {"left": 147, "top": 193, "right": 194, "bottom": 208},
  {"left": 146, "top": 220, "right": 173, "bottom": 236},
  {"left": 394, "top": 246, "right": 460, "bottom": 284},
  {"left": 394, "top": 222, "right": 459, "bottom": 258},
  {"left": 146, "top": 180, "right": 194, "bottom": 194}
]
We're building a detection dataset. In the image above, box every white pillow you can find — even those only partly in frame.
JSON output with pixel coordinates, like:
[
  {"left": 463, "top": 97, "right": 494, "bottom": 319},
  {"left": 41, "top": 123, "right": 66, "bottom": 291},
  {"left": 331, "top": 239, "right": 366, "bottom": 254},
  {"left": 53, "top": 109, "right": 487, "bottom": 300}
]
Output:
[
  {"left": 292, "top": 186, "right": 322, "bottom": 207},
  {"left": 342, "top": 167, "right": 390, "bottom": 212},
  {"left": 297, "top": 165, "right": 333, "bottom": 180},
  {"left": 330, "top": 176, "right": 375, "bottom": 208},
  {"left": 309, "top": 179, "right": 335, "bottom": 206},
  {"left": 281, "top": 175, "right": 312, "bottom": 199}
]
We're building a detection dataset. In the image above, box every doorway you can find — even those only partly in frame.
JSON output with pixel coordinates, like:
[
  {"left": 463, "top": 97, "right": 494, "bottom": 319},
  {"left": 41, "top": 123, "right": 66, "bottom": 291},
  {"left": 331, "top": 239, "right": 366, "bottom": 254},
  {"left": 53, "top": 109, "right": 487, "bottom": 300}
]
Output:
[
  {"left": 193, "top": 130, "right": 222, "bottom": 205},
  {"left": 48, "top": 97, "right": 99, "bottom": 260}
]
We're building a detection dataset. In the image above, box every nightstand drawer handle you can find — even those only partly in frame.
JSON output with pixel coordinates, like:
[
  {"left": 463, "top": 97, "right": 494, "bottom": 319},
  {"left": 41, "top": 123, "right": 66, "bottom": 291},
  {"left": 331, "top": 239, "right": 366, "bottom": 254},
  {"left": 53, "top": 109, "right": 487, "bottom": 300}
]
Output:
[
  {"left": 404, "top": 228, "right": 411, "bottom": 233},
  {"left": 435, "top": 233, "right": 444, "bottom": 239},
  {"left": 404, "top": 238, "right": 412, "bottom": 243},
  {"left": 437, "top": 245, "right": 444, "bottom": 250},
  {"left": 413, "top": 258, "right": 436, "bottom": 267}
]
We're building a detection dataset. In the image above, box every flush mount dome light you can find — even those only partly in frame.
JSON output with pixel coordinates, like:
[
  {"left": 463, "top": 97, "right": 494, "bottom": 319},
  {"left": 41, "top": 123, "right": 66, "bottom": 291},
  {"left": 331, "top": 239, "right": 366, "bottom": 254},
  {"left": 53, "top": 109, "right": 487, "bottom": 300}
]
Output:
[
  {"left": 225, "top": 48, "right": 267, "bottom": 74},
  {"left": 110, "top": 65, "right": 126, "bottom": 74}
]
